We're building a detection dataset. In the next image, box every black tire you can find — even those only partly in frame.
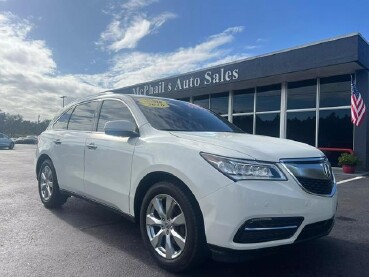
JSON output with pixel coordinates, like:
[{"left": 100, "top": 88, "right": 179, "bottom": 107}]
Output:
[
  {"left": 8, "top": 142, "right": 14, "bottom": 150},
  {"left": 38, "top": 159, "right": 68, "bottom": 209},
  {"left": 140, "top": 181, "right": 209, "bottom": 272}
]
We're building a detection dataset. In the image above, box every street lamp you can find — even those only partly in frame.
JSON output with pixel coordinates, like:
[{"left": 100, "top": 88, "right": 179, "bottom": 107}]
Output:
[{"left": 60, "top": 96, "right": 67, "bottom": 107}]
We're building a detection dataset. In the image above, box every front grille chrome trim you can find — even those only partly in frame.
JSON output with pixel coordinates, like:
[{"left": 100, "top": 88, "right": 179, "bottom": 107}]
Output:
[
  {"left": 280, "top": 157, "right": 336, "bottom": 198},
  {"left": 279, "top": 157, "right": 326, "bottom": 163}
]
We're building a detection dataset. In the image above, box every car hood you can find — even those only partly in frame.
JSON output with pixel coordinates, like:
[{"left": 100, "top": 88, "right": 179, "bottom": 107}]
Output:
[{"left": 169, "top": 132, "right": 324, "bottom": 162}]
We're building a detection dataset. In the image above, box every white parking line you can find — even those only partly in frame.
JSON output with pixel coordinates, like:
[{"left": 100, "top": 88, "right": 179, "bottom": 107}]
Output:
[{"left": 337, "top": 176, "right": 366, "bottom": 184}]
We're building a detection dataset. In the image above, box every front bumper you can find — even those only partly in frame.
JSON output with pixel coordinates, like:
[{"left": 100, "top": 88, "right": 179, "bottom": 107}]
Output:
[{"left": 198, "top": 175, "right": 337, "bottom": 251}]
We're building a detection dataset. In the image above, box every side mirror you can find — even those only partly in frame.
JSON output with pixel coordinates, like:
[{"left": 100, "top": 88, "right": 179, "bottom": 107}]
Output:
[{"left": 104, "top": 120, "right": 139, "bottom": 137}]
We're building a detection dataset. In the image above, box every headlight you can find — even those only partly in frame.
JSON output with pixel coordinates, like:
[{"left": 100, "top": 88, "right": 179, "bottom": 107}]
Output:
[{"left": 200, "top": 152, "right": 287, "bottom": 181}]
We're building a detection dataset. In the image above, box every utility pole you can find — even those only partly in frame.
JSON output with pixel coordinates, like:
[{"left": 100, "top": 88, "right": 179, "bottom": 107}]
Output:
[{"left": 60, "top": 96, "right": 67, "bottom": 107}]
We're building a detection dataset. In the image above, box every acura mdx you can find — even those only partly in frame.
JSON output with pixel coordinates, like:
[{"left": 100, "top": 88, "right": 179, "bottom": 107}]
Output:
[{"left": 35, "top": 94, "right": 337, "bottom": 272}]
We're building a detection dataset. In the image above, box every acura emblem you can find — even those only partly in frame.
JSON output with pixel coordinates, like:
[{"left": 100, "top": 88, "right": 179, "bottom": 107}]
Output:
[{"left": 322, "top": 163, "right": 331, "bottom": 178}]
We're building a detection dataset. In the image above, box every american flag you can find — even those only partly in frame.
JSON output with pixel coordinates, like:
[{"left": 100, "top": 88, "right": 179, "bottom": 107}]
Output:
[{"left": 351, "top": 83, "right": 366, "bottom": 126}]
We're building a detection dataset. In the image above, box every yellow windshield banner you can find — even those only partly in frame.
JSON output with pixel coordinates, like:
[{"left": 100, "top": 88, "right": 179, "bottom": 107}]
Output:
[{"left": 138, "top": 98, "right": 169, "bottom": 108}]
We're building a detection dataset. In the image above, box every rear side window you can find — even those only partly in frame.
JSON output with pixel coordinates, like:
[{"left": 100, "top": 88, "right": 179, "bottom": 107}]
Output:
[
  {"left": 97, "top": 100, "right": 136, "bottom": 132},
  {"left": 68, "top": 101, "right": 99, "bottom": 131},
  {"left": 53, "top": 108, "right": 74, "bottom": 130},
  {"left": 0, "top": 133, "right": 4, "bottom": 138}
]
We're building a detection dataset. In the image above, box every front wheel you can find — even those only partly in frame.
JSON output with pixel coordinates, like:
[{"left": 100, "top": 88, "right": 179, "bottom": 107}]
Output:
[
  {"left": 38, "top": 159, "right": 68, "bottom": 209},
  {"left": 8, "top": 142, "right": 14, "bottom": 150},
  {"left": 140, "top": 181, "right": 208, "bottom": 272}
]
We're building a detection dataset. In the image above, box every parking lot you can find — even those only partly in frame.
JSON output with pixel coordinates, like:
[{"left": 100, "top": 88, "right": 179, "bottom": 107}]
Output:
[{"left": 0, "top": 144, "right": 368, "bottom": 276}]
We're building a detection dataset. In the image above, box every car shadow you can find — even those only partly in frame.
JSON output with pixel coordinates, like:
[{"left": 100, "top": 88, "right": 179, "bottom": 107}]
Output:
[
  {"left": 190, "top": 237, "right": 369, "bottom": 276},
  {"left": 50, "top": 196, "right": 161, "bottom": 270},
  {"left": 51, "top": 197, "right": 369, "bottom": 276}
]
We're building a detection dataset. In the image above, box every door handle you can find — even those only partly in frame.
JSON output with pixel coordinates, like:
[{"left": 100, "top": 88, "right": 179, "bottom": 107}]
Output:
[
  {"left": 87, "top": 143, "right": 97, "bottom": 150},
  {"left": 54, "top": 139, "right": 62, "bottom": 145}
]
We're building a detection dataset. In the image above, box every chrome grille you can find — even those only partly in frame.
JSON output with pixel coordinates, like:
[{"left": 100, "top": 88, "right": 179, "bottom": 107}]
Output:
[{"left": 281, "top": 157, "right": 335, "bottom": 196}]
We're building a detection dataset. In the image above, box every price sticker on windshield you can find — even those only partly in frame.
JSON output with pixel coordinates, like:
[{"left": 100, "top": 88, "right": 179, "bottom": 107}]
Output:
[{"left": 138, "top": 99, "right": 169, "bottom": 108}]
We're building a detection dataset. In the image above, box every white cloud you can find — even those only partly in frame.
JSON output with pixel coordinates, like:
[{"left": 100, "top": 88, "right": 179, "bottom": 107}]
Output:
[
  {"left": 121, "top": 0, "right": 159, "bottom": 11},
  {"left": 244, "top": 45, "right": 259, "bottom": 50},
  {"left": 0, "top": 12, "right": 247, "bottom": 121},
  {"left": 80, "top": 26, "right": 247, "bottom": 88},
  {"left": 0, "top": 12, "right": 100, "bottom": 121},
  {"left": 256, "top": 38, "right": 268, "bottom": 43},
  {"left": 97, "top": 0, "right": 175, "bottom": 51},
  {"left": 0, "top": 12, "right": 55, "bottom": 75},
  {"left": 98, "top": 12, "right": 176, "bottom": 51}
]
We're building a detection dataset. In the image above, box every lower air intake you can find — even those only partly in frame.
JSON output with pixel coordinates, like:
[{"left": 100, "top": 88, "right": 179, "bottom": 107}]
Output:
[
  {"left": 234, "top": 217, "right": 304, "bottom": 243},
  {"left": 295, "top": 218, "right": 335, "bottom": 243}
]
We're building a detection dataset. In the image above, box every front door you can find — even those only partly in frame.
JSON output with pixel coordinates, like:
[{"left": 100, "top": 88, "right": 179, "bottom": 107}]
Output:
[{"left": 84, "top": 99, "right": 138, "bottom": 214}]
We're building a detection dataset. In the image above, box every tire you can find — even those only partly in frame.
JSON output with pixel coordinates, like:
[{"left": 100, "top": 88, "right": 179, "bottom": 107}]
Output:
[
  {"left": 8, "top": 142, "right": 14, "bottom": 150},
  {"left": 140, "top": 181, "right": 209, "bottom": 272},
  {"left": 38, "top": 159, "right": 68, "bottom": 209}
]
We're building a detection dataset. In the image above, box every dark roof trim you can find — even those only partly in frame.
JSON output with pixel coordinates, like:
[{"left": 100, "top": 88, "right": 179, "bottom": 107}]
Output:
[{"left": 112, "top": 33, "right": 368, "bottom": 98}]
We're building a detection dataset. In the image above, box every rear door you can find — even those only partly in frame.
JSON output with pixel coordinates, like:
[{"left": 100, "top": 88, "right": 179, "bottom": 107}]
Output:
[
  {"left": 48, "top": 107, "right": 74, "bottom": 187},
  {"left": 84, "top": 99, "right": 138, "bottom": 213},
  {"left": 55, "top": 101, "right": 99, "bottom": 194}
]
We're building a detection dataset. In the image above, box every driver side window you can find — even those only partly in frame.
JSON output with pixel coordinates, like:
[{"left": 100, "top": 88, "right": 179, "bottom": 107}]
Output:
[{"left": 97, "top": 100, "right": 136, "bottom": 132}]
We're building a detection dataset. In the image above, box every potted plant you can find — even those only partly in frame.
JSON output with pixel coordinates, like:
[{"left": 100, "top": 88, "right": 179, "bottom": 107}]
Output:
[{"left": 338, "top": 153, "right": 359, "bottom": 174}]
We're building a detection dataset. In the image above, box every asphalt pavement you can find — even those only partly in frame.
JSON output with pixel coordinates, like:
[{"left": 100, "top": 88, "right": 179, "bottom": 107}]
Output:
[{"left": 0, "top": 145, "right": 368, "bottom": 276}]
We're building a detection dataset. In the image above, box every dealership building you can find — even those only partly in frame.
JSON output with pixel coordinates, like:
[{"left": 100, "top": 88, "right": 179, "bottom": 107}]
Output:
[{"left": 114, "top": 33, "right": 369, "bottom": 170}]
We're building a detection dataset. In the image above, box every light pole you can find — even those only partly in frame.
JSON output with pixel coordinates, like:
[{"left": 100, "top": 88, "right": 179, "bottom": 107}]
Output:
[{"left": 60, "top": 96, "right": 67, "bottom": 107}]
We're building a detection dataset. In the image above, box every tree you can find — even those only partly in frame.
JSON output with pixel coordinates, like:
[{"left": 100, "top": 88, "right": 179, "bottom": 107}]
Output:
[{"left": 0, "top": 110, "right": 50, "bottom": 137}]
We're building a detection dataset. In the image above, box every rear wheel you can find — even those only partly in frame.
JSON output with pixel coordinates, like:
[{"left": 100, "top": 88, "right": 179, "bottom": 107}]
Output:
[
  {"left": 38, "top": 159, "right": 68, "bottom": 209},
  {"left": 140, "top": 181, "right": 208, "bottom": 272},
  {"left": 8, "top": 142, "right": 14, "bottom": 150}
]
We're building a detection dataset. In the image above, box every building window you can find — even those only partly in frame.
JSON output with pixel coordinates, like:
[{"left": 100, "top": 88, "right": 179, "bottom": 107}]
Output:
[
  {"left": 210, "top": 92, "right": 229, "bottom": 115},
  {"left": 255, "top": 113, "right": 280, "bottom": 137},
  {"left": 287, "top": 111, "right": 316, "bottom": 146},
  {"left": 286, "top": 79, "right": 317, "bottom": 145},
  {"left": 233, "top": 115, "right": 253, "bottom": 133},
  {"left": 318, "top": 109, "right": 353, "bottom": 148},
  {"left": 320, "top": 75, "right": 351, "bottom": 108},
  {"left": 233, "top": 88, "right": 254, "bottom": 114},
  {"left": 256, "top": 84, "right": 281, "bottom": 112},
  {"left": 287, "top": 79, "right": 316, "bottom": 110},
  {"left": 193, "top": 95, "right": 209, "bottom": 109},
  {"left": 318, "top": 74, "right": 353, "bottom": 151},
  {"left": 253, "top": 84, "right": 281, "bottom": 137}
]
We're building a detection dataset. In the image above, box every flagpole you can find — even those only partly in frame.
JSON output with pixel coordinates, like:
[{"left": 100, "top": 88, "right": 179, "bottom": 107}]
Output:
[{"left": 352, "top": 73, "right": 355, "bottom": 153}]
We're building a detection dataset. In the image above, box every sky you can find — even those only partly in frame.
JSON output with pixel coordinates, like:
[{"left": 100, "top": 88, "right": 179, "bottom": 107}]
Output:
[{"left": 1, "top": 0, "right": 369, "bottom": 121}]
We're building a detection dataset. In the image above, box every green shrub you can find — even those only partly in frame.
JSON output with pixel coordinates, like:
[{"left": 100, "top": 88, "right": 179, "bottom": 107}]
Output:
[{"left": 338, "top": 153, "right": 359, "bottom": 166}]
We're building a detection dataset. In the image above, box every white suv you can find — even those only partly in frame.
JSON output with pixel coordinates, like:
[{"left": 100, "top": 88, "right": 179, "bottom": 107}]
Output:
[{"left": 36, "top": 94, "right": 337, "bottom": 272}]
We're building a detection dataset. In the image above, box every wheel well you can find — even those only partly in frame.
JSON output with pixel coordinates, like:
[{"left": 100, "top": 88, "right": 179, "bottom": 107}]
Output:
[
  {"left": 133, "top": 172, "right": 204, "bottom": 226},
  {"left": 36, "top": 154, "right": 51, "bottom": 180}
]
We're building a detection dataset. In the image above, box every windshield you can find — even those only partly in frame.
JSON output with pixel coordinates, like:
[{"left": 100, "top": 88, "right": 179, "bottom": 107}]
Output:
[{"left": 134, "top": 97, "right": 243, "bottom": 132}]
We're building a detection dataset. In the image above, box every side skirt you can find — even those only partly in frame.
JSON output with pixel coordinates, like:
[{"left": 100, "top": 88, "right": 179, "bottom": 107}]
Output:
[{"left": 60, "top": 189, "right": 136, "bottom": 223}]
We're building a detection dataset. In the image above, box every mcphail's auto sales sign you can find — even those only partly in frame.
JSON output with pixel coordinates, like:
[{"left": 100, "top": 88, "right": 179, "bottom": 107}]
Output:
[{"left": 132, "top": 67, "right": 239, "bottom": 95}]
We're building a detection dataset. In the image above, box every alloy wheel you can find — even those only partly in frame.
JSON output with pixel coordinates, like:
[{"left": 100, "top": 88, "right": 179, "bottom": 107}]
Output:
[
  {"left": 40, "top": 165, "right": 54, "bottom": 201},
  {"left": 146, "top": 194, "right": 187, "bottom": 259}
]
